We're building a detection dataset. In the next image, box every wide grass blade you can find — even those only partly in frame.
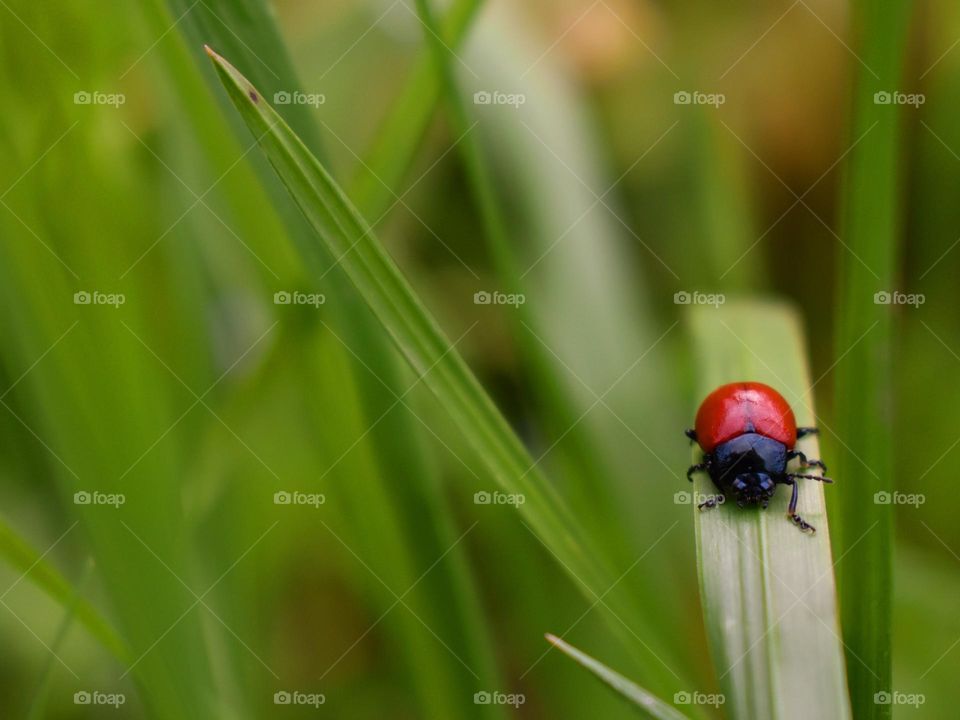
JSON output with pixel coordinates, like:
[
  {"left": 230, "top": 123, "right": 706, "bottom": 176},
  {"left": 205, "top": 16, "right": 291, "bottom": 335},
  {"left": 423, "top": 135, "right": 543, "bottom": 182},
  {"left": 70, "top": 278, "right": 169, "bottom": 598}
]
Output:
[
  {"left": 688, "top": 301, "right": 851, "bottom": 720},
  {"left": 833, "top": 2, "right": 911, "bottom": 717},
  {"left": 545, "top": 634, "right": 688, "bottom": 720},
  {"left": 205, "top": 46, "right": 688, "bottom": 696}
]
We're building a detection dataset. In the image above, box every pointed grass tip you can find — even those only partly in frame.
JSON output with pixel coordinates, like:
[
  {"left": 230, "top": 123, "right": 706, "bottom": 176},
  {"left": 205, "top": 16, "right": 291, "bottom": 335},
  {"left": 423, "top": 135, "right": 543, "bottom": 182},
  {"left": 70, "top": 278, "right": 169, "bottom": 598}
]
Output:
[{"left": 202, "top": 46, "right": 259, "bottom": 103}]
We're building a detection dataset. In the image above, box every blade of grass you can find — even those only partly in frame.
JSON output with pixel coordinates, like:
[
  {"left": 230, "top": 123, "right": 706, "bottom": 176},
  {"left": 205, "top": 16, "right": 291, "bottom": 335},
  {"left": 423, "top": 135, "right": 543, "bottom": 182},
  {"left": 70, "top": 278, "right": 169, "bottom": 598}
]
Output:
[
  {"left": 687, "top": 112, "right": 760, "bottom": 289},
  {"left": 0, "top": 519, "right": 128, "bottom": 663},
  {"left": 688, "top": 300, "right": 851, "bottom": 720},
  {"left": 0, "top": 198, "right": 215, "bottom": 720},
  {"left": 26, "top": 559, "right": 94, "bottom": 720},
  {"left": 545, "top": 634, "right": 689, "bottom": 720},
  {"left": 892, "top": 544, "right": 960, "bottom": 719},
  {"left": 409, "top": 6, "right": 702, "bottom": 696},
  {"left": 663, "top": 9, "right": 761, "bottom": 289},
  {"left": 161, "top": 0, "right": 327, "bottom": 154},
  {"left": 834, "top": 2, "right": 911, "bottom": 718},
  {"left": 0, "top": 9, "right": 216, "bottom": 710},
  {"left": 410, "top": 0, "right": 616, "bottom": 536},
  {"left": 460, "top": 5, "right": 700, "bottom": 674},
  {"left": 205, "top": 46, "right": 690, "bottom": 696},
  {"left": 194, "top": 320, "right": 489, "bottom": 719},
  {"left": 350, "top": 0, "right": 484, "bottom": 216},
  {"left": 421, "top": 2, "right": 710, "bottom": 701},
  {"left": 159, "top": 3, "right": 505, "bottom": 714}
]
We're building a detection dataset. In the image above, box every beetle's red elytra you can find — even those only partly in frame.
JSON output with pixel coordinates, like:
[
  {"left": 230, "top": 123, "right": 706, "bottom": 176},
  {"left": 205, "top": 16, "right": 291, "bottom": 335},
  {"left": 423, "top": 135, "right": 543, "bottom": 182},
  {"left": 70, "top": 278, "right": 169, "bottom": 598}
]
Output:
[
  {"left": 685, "top": 381, "right": 832, "bottom": 533},
  {"left": 694, "top": 381, "right": 796, "bottom": 452}
]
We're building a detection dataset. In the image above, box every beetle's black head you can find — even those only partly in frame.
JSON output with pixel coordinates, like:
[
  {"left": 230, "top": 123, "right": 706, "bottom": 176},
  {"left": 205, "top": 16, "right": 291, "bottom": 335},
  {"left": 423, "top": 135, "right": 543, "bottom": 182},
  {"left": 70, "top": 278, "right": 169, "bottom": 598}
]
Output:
[{"left": 731, "top": 472, "right": 776, "bottom": 508}]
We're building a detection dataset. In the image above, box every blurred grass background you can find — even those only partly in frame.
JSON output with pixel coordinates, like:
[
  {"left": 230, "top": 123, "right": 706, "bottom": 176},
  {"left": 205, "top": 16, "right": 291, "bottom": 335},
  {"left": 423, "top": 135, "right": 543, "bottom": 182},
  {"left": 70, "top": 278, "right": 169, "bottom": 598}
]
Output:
[{"left": 0, "top": 0, "right": 957, "bottom": 717}]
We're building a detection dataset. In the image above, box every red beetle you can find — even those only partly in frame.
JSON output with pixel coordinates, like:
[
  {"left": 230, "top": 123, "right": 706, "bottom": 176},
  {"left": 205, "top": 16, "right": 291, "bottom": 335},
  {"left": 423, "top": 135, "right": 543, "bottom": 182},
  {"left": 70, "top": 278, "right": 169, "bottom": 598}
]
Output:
[{"left": 685, "top": 381, "right": 831, "bottom": 533}]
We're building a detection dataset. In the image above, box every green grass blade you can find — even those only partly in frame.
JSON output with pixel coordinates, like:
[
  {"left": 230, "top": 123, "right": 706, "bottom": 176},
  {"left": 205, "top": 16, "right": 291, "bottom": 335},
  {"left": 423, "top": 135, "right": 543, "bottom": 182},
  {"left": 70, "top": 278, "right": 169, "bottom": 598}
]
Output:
[
  {"left": 454, "top": 8, "right": 697, "bottom": 661},
  {"left": 410, "top": 0, "right": 606, "bottom": 512},
  {"left": 0, "top": 520, "right": 128, "bottom": 663},
  {"left": 545, "top": 635, "right": 688, "bottom": 720},
  {"left": 0, "top": 23, "right": 215, "bottom": 706},
  {"left": 833, "top": 2, "right": 911, "bottom": 717},
  {"left": 25, "top": 560, "right": 94, "bottom": 720},
  {"left": 290, "top": 324, "right": 507, "bottom": 720},
  {"left": 161, "top": 4, "right": 504, "bottom": 713},
  {"left": 349, "top": 0, "right": 483, "bottom": 216},
  {"left": 893, "top": 545, "right": 960, "bottom": 719},
  {"left": 162, "top": 0, "right": 326, "bottom": 155},
  {"left": 688, "top": 301, "right": 851, "bottom": 720},
  {"left": 205, "top": 46, "right": 687, "bottom": 695}
]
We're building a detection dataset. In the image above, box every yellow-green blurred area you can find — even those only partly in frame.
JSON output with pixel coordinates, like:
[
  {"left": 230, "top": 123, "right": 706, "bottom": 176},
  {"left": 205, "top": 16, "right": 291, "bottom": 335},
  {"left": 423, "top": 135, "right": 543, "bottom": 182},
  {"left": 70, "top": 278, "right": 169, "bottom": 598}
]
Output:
[{"left": 0, "top": 0, "right": 956, "bottom": 718}]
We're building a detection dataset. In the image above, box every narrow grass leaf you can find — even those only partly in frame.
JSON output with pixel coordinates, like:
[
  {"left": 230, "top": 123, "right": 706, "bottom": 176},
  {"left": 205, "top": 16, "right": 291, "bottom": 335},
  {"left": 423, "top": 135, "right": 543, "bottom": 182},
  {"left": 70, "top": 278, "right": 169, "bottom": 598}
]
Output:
[
  {"left": 545, "top": 634, "right": 689, "bottom": 720},
  {"left": 26, "top": 560, "right": 95, "bottom": 720},
  {"left": 453, "top": 7, "right": 698, "bottom": 664},
  {"left": 410, "top": 0, "right": 612, "bottom": 531},
  {"left": 350, "top": 0, "right": 484, "bottom": 215},
  {"left": 0, "top": 520, "right": 128, "bottom": 663},
  {"left": 205, "top": 47, "right": 688, "bottom": 696},
  {"left": 0, "top": 72, "right": 214, "bottom": 714},
  {"left": 162, "top": 2, "right": 508, "bottom": 712}
]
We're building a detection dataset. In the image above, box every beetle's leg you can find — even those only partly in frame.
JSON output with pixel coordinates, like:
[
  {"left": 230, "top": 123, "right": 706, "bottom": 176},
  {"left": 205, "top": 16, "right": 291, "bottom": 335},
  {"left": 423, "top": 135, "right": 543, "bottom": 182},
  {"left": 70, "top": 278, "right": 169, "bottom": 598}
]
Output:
[
  {"left": 786, "top": 450, "right": 827, "bottom": 472},
  {"left": 796, "top": 427, "right": 819, "bottom": 439},
  {"left": 685, "top": 428, "right": 697, "bottom": 444},
  {"left": 784, "top": 479, "right": 816, "bottom": 533},
  {"left": 698, "top": 496, "right": 721, "bottom": 512},
  {"left": 687, "top": 461, "right": 709, "bottom": 481},
  {"left": 788, "top": 472, "right": 833, "bottom": 484}
]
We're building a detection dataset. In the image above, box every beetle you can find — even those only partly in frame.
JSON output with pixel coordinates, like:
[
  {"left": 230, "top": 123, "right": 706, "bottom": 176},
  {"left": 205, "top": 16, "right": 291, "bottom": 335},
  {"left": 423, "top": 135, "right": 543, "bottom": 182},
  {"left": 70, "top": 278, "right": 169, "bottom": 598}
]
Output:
[{"left": 684, "top": 381, "right": 832, "bottom": 533}]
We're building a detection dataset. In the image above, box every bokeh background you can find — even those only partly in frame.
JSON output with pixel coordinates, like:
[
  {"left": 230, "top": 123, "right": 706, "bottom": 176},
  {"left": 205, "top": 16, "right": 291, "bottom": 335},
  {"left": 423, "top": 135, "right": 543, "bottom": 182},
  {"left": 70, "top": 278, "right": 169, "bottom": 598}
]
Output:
[{"left": 0, "top": 0, "right": 957, "bottom": 717}]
